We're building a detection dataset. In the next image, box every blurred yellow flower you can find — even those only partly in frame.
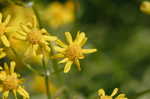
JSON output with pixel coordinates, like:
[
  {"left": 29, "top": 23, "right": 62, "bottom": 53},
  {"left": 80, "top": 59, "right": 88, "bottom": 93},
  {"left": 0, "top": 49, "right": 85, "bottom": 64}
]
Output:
[
  {"left": 32, "top": 75, "right": 57, "bottom": 95},
  {"left": 0, "top": 48, "right": 6, "bottom": 59},
  {"left": 0, "top": 13, "right": 12, "bottom": 47},
  {"left": 98, "top": 88, "right": 128, "bottom": 99},
  {"left": 15, "top": 15, "right": 57, "bottom": 57},
  {"left": 0, "top": 61, "right": 29, "bottom": 99},
  {"left": 53, "top": 32, "right": 97, "bottom": 73},
  {"left": 44, "top": 1, "right": 75, "bottom": 28},
  {"left": 140, "top": 1, "right": 150, "bottom": 15}
]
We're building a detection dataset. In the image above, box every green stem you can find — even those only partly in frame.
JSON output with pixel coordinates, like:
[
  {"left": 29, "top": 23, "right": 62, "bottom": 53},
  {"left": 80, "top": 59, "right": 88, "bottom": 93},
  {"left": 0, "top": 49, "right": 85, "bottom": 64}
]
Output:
[
  {"left": 42, "top": 51, "right": 51, "bottom": 99},
  {"left": 49, "top": 43, "right": 63, "bottom": 84}
]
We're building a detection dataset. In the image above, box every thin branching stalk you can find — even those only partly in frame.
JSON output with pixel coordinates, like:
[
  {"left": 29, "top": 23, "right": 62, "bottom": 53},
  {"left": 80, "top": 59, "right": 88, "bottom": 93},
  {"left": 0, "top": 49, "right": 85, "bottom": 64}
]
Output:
[{"left": 42, "top": 50, "right": 51, "bottom": 99}]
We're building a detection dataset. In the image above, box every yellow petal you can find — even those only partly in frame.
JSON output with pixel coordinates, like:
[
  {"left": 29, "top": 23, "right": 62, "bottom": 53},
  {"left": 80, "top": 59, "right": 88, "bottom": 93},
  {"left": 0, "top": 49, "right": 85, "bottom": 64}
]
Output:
[
  {"left": 82, "top": 49, "right": 97, "bottom": 54},
  {"left": 54, "top": 46, "right": 66, "bottom": 52},
  {"left": 40, "top": 28, "right": 47, "bottom": 34},
  {"left": 0, "top": 52, "right": 6, "bottom": 59},
  {"left": 10, "top": 61, "right": 16, "bottom": 74},
  {"left": 17, "top": 31, "right": 27, "bottom": 36},
  {"left": 32, "top": 44, "right": 39, "bottom": 52},
  {"left": 75, "top": 59, "right": 81, "bottom": 71},
  {"left": 1, "top": 35, "right": 10, "bottom": 47},
  {"left": 4, "top": 15, "right": 11, "bottom": 26},
  {"left": 64, "top": 61, "right": 73, "bottom": 73},
  {"left": 0, "top": 85, "right": 3, "bottom": 92},
  {"left": 24, "top": 45, "right": 33, "bottom": 57},
  {"left": 56, "top": 39, "right": 67, "bottom": 48},
  {"left": 12, "top": 90, "right": 17, "bottom": 99},
  {"left": 17, "top": 86, "right": 29, "bottom": 99},
  {"left": 0, "top": 13, "right": 2, "bottom": 23},
  {"left": 32, "top": 15, "right": 38, "bottom": 28},
  {"left": 21, "top": 24, "right": 30, "bottom": 33},
  {"left": 80, "top": 37, "right": 88, "bottom": 47},
  {"left": 15, "top": 34, "right": 26, "bottom": 40},
  {"left": 111, "top": 88, "right": 118, "bottom": 96},
  {"left": 98, "top": 89, "right": 105, "bottom": 96},
  {"left": 52, "top": 54, "right": 64, "bottom": 59},
  {"left": 116, "top": 94, "right": 126, "bottom": 98},
  {"left": 0, "top": 66, "right": 3, "bottom": 70},
  {"left": 43, "top": 35, "right": 57, "bottom": 41},
  {"left": 75, "top": 32, "right": 85, "bottom": 44},
  {"left": 59, "top": 58, "right": 69, "bottom": 64},
  {"left": 45, "top": 45, "right": 51, "bottom": 52},
  {"left": 4, "top": 62, "right": 9, "bottom": 74},
  {"left": 2, "top": 91, "right": 9, "bottom": 99},
  {"left": 65, "top": 32, "right": 73, "bottom": 44},
  {"left": 6, "top": 26, "right": 18, "bottom": 33}
]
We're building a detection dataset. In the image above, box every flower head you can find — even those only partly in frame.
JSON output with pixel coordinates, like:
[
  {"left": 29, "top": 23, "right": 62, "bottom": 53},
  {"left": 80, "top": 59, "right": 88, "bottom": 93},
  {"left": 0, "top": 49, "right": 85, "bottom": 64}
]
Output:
[
  {"left": 15, "top": 15, "right": 57, "bottom": 57},
  {"left": 0, "top": 61, "right": 29, "bottom": 99},
  {"left": 44, "top": 1, "right": 75, "bottom": 28},
  {"left": 53, "top": 31, "right": 97, "bottom": 73},
  {"left": 0, "top": 13, "right": 12, "bottom": 47},
  {"left": 98, "top": 88, "right": 128, "bottom": 99},
  {"left": 0, "top": 48, "right": 6, "bottom": 59},
  {"left": 140, "top": 1, "right": 150, "bottom": 15}
]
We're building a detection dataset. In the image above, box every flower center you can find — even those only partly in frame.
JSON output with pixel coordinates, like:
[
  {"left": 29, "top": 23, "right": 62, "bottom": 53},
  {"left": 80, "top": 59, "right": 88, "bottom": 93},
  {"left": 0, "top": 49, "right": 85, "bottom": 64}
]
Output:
[
  {"left": 0, "top": 24, "right": 6, "bottom": 36},
  {"left": 3, "top": 74, "right": 19, "bottom": 90},
  {"left": 27, "top": 29, "right": 42, "bottom": 44},
  {"left": 65, "top": 44, "right": 82, "bottom": 60}
]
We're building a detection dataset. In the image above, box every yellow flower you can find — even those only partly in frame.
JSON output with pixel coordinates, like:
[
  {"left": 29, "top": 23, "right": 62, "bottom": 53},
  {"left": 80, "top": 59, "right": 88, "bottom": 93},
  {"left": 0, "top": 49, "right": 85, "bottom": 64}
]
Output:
[
  {"left": 15, "top": 15, "right": 57, "bottom": 57},
  {"left": 98, "top": 88, "right": 128, "bottom": 99},
  {"left": 0, "top": 48, "right": 6, "bottom": 59},
  {"left": 0, "top": 61, "right": 29, "bottom": 99},
  {"left": 32, "top": 75, "right": 57, "bottom": 95},
  {"left": 53, "top": 32, "right": 97, "bottom": 73},
  {"left": 140, "top": 1, "right": 150, "bottom": 15},
  {"left": 0, "top": 13, "right": 12, "bottom": 47},
  {"left": 43, "top": 1, "right": 75, "bottom": 28}
]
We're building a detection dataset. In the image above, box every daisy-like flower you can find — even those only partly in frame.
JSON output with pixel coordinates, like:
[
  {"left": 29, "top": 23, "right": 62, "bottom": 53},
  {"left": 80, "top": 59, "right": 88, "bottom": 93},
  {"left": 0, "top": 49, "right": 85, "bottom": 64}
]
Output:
[
  {"left": 98, "top": 88, "right": 128, "bottom": 99},
  {"left": 15, "top": 15, "right": 57, "bottom": 56},
  {"left": 0, "top": 61, "right": 29, "bottom": 99},
  {"left": 0, "top": 13, "right": 11, "bottom": 47},
  {"left": 0, "top": 48, "right": 6, "bottom": 59},
  {"left": 53, "top": 31, "right": 97, "bottom": 73}
]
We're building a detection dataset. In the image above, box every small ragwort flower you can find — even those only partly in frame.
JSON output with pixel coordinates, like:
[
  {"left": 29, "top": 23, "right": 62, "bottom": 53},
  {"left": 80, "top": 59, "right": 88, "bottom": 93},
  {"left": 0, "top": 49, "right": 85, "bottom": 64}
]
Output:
[
  {"left": 98, "top": 88, "right": 128, "bottom": 99},
  {"left": 15, "top": 16, "right": 57, "bottom": 56},
  {"left": 53, "top": 31, "right": 97, "bottom": 73},
  {"left": 0, "top": 61, "right": 29, "bottom": 99}
]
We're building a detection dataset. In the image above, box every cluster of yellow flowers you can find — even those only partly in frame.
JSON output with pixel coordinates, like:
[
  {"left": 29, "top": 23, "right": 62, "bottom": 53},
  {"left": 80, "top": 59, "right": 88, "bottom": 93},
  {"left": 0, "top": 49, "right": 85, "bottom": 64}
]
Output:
[
  {"left": 0, "top": 1, "right": 129, "bottom": 99},
  {"left": 0, "top": 8, "right": 97, "bottom": 98}
]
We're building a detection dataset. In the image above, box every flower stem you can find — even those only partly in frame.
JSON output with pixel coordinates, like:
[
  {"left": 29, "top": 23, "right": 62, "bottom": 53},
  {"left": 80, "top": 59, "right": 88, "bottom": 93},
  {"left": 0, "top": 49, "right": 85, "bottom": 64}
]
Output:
[{"left": 42, "top": 51, "right": 51, "bottom": 99}]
